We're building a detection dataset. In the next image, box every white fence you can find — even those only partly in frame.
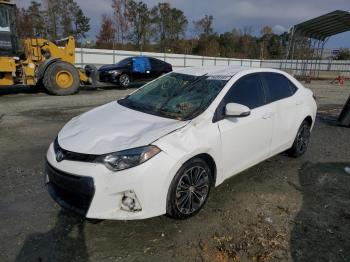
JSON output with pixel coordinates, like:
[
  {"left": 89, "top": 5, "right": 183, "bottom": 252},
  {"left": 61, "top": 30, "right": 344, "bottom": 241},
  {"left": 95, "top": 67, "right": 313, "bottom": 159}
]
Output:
[{"left": 75, "top": 48, "right": 350, "bottom": 77}]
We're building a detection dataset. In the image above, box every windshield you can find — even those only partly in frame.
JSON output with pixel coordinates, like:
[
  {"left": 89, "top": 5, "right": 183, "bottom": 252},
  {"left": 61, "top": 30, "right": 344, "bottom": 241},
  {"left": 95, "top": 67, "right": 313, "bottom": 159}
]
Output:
[
  {"left": 118, "top": 72, "right": 231, "bottom": 120},
  {"left": 0, "top": 7, "right": 10, "bottom": 32},
  {"left": 116, "top": 58, "right": 131, "bottom": 67}
]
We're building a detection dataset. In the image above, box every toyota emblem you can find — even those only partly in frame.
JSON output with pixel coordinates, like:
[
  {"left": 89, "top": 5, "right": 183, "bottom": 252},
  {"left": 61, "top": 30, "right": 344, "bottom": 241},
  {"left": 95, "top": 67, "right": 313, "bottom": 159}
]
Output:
[{"left": 56, "top": 150, "right": 65, "bottom": 162}]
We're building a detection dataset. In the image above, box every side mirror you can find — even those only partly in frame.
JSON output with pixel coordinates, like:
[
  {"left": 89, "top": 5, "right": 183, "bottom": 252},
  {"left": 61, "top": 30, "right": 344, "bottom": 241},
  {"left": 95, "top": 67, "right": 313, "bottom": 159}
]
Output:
[{"left": 225, "top": 103, "right": 251, "bottom": 117}]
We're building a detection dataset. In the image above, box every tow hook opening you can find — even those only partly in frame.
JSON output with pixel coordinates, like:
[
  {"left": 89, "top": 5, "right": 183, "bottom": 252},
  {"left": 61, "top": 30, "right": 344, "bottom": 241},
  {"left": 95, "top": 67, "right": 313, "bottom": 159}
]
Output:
[{"left": 121, "top": 190, "right": 142, "bottom": 212}]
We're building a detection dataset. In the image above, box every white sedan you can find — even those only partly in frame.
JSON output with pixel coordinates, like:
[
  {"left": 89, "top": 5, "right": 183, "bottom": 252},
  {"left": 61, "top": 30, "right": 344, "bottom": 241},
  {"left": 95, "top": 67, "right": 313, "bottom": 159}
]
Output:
[{"left": 45, "top": 66, "right": 317, "bottom": 220}]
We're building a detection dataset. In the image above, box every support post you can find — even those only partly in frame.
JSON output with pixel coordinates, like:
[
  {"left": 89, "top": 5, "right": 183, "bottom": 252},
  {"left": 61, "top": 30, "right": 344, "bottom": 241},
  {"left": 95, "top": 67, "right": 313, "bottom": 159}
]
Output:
[{"left": 80, "top": 46, "right": 84, "bottom": 68}]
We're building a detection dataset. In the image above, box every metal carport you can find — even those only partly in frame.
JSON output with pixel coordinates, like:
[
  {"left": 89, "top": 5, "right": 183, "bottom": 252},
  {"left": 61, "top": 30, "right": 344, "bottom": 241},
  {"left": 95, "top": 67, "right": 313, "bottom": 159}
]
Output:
[
  {"left": 285, "top": 10, "right": 350, "bottom": 78},
  {"left": 285, "top": 10, "right": 350, "bottom": 127}
]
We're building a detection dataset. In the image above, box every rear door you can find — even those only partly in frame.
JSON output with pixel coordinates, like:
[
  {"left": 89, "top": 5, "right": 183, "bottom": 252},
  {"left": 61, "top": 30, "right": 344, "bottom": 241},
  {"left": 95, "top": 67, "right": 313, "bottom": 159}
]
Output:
[
  {"left": 261, "top": 73, "right": 299, "bottom": 155},
  {"left": 149, "top": 58, "right": 166, "bottom": 79},
  {"left": 216, "top": 73, "right": 275, "bottom": 178}
]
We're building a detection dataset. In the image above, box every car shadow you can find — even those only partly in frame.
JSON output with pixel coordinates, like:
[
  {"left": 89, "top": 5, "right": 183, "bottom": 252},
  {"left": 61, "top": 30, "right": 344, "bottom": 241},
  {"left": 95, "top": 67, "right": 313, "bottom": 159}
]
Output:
[
  {"left": 290, "top": 162, "right": 350, "bottom": 261},
  {"left": 15, "top": 210, "right": 89, "bottom": 262},
  {"left": 0, "top": 85, "right": 46, "bottom": 96},
  {"left": 0, "top": 81, "right": 142, "bottom": 97},
  {"left": 317, "top": 104, "right": 344, "bottom": 127}
]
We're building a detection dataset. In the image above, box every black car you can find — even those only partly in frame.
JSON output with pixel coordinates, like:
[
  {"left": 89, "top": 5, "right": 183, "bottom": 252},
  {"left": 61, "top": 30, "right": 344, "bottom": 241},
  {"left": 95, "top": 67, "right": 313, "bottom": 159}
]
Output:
[{"left": 98, "top": 56, "right": 173, "bottom": 88}]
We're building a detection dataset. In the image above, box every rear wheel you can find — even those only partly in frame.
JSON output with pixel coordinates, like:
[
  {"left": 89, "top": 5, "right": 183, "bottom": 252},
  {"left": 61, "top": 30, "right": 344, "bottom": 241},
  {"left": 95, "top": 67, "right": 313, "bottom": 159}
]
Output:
[
  {"left": 43, "top": 61, "right": 80, "bottom": 95},
  {"left": 288, "top": 120, "right": 311, "bottom": 157},
  {"left": 167, "top": 158, "right": 212, "bottom": 219}
]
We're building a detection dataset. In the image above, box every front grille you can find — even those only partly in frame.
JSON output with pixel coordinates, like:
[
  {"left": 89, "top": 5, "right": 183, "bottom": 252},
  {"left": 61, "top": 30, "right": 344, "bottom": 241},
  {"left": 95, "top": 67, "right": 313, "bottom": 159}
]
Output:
[
  {"left": 54, "top": 137, "right": 99, "bottom": 162},
  {"left": 46, "top": 161, "right": 95, "bottom": 216},
  {"left": 99, "top": 72, "right": 113, "bottom": 82}
]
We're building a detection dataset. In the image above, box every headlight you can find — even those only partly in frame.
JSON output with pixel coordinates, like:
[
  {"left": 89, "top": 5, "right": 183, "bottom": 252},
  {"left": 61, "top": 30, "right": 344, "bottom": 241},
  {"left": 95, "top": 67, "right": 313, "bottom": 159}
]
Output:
[
  {"left": 97, "top": 146, "right": 161, "bottom": 171},
  {"left": 107, "top": 70, "right": 121, "bottom": 75}
]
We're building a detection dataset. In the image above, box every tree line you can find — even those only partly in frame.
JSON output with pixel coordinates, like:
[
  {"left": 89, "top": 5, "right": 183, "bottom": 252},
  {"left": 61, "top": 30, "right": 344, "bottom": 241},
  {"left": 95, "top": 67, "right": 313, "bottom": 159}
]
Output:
[
  {"left": 95, "top": 1, "right": 289, "bottom": 59},
  {"left": 16, "top": 0, "right": 90, "bottom": 41},
  {"left": 16, "top": 0, "right": 288, "bottom": 59},
  {"left": 16, "top": 1, "right": 349, "bottom": 60}
]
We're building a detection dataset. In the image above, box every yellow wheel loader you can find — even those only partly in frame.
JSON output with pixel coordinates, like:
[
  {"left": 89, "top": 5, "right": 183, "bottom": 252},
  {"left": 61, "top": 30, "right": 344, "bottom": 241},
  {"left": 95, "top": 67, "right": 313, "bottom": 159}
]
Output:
[{"left": 0, "top": 0, "right": 93, "bottom": 95}]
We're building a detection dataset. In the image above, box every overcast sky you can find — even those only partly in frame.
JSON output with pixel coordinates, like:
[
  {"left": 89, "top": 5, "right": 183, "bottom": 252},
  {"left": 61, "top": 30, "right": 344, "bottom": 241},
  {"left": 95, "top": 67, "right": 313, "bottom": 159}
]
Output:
[{"left": 16, "top": 0, "right": 350, "bottom": 48}]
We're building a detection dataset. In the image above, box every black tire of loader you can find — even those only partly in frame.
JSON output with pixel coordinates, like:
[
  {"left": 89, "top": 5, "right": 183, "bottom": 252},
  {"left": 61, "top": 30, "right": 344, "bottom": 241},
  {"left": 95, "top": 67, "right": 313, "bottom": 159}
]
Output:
[{"left": 43, "top": 61, "right": 80, "bottom": 96}]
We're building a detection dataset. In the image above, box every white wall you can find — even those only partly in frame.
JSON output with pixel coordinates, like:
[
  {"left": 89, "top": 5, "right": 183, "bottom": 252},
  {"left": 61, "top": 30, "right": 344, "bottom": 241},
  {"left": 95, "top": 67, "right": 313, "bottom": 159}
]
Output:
[{"left": 75, "top": 48, "right": 350, "bottom": 76}]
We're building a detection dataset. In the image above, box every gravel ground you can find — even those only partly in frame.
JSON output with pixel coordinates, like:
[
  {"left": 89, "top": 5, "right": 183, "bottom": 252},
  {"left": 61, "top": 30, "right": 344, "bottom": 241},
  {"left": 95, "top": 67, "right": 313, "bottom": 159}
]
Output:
[{"left": 0, "top": 81, "right": 349, "bottom": 262}]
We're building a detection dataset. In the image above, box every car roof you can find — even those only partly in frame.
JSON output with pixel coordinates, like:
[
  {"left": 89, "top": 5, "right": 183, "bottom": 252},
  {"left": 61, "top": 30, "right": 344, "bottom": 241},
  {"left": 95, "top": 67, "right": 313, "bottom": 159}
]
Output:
[
  {"left": 130, "top": 56, "right": 168, "bottom": 62},
  {"left": 132, "top": 56, "right": 155, "bottom": 59},
  {"left": 173, "top": 66, "right": 287, "bottom": 77}
]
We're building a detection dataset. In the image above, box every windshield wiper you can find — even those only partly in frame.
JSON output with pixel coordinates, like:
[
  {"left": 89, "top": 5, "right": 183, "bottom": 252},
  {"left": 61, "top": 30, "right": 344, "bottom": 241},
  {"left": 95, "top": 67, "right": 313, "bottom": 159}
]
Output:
[
  {"left": 158, "top": 107, "right": 183, "bottom": 119},
  {"left": 182, "top": 93, "right": 208, "bottom": 120}
]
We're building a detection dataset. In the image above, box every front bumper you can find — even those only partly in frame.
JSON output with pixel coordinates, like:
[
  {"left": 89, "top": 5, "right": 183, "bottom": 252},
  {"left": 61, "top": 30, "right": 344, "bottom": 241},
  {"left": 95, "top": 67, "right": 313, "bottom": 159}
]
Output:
[
  {"left": 99, "top": 72, "right": 119, "bottom": 83},
  {"left": 46, "top": 162, "right": 95, "bottom": 216},
  {"left": 46, "top": 143, "right": 179, "bottom": 220}
]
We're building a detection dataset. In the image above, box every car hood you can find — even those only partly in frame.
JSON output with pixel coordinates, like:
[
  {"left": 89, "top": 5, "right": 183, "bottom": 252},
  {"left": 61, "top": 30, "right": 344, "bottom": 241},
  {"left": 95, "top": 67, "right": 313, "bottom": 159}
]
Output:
[
  {"left": 98, "top": 65, "right": 125, "bottom": 72},
  {"left": 58, "top": 102, "right": 189, "bottom": 155}
]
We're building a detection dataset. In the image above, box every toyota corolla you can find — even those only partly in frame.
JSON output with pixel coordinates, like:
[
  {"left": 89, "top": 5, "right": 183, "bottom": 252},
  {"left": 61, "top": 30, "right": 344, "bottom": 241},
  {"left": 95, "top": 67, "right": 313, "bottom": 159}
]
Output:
[{"left": 45, "top": 66, "right": 317, "bottom": 220}]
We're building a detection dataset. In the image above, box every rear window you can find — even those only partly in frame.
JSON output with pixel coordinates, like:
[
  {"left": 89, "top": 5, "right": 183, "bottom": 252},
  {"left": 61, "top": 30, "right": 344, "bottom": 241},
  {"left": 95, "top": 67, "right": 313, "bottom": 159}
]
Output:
[{"left": 262, "top": 73, "right": 295, "bottom": 103}]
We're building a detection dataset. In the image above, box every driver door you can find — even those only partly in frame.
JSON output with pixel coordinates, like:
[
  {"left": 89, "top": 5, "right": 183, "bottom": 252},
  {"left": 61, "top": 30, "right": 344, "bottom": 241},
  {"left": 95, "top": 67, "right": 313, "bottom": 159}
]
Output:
[
  {"left": 216, "top": 74, "right": 274, "bottom": 178},
  {"left": 132, "top": 57, "right": 151, "bottom": 82}
]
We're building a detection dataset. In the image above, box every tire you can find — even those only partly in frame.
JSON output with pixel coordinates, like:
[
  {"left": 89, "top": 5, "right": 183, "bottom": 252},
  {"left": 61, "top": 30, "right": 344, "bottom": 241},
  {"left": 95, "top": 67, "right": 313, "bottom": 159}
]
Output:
[
  {"left": 119, "top": 73, "right": 131, "bottom": 88},
  {"left": 43, "top": 61, "right": 80, "bottom": 95},
  {"left": 167, "top": 158, "right": 212, "bottom": 219},
  {"left": 287, "top": 120, "right": 311, "bottom": 157}
]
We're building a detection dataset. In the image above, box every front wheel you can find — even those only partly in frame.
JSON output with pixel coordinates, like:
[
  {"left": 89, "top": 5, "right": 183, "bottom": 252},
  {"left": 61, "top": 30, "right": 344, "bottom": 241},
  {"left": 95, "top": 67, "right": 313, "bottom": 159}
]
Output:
[
  {"left": 288, "top": 120, "right": 311, "bottom": 157},
  {"left": 119, "top": 74, "right": 131, "bottom": 88},
  {"left": 167, "top": 158, "right": 212, "bottom": 219}
]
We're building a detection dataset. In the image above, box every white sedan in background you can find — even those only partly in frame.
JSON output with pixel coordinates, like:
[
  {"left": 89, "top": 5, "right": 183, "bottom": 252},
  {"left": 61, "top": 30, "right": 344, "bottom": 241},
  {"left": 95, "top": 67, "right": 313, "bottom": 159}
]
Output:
[{"left": 45, "top": 66, "right": 317, "bottom": 220}]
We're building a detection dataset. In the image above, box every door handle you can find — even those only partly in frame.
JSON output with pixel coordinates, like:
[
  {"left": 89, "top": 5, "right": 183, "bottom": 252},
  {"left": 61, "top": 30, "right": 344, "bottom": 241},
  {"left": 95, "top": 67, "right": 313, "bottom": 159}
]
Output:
[
  {"left": 296, "top": 100, "right": 303, "bottom": 105},
  {"left": 262, "top": 113, "right": 273, "bottom": 119}
]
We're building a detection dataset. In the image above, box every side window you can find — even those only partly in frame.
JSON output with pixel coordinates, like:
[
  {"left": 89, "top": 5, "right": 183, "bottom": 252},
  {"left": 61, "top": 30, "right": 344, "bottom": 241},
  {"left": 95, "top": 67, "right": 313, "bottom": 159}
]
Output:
[
  {"left": 288, "top": 80, "right": 298, "bottom": 95},
  {"left": 117, "top": 58, "right": 132, "bottom": 67},
  {"left": 224, "top": 74, "right": 265, "bottom": 109},
  {"left": 263, "top": 73, "right": 294, "bottom": 102}
]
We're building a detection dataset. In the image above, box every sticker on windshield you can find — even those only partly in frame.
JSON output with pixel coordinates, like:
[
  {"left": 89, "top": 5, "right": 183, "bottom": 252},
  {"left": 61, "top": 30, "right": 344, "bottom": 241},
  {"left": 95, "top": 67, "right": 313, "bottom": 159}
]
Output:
[{"left": 207, "top": 75, "right": 232, "bottom": 81}]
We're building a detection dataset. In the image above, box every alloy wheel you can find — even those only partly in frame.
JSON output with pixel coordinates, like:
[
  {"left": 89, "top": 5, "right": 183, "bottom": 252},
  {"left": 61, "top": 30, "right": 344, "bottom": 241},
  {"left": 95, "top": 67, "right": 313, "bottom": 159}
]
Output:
[
  {"left": 296, "top": 124, "right": 311, "bottom": 154},
  {"left": 120, "top": 74, "right": 130, "bottom": 87},
  {"left": 175, "top": 166, "right": 210, "bottom": 215}
]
